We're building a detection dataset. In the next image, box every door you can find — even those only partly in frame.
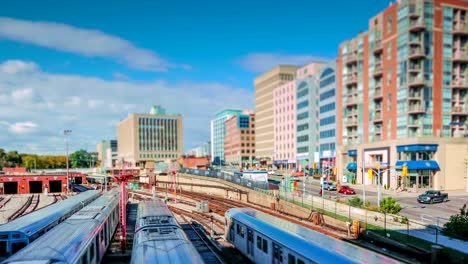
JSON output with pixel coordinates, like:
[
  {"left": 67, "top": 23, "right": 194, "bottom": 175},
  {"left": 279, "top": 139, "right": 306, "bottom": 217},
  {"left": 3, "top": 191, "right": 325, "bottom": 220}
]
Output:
[
  {"left": 247, "top": 229, "right": 254, "bottom": 257},
  {"left": 272, "top": 243, "right": 283, "bottom": 264}
]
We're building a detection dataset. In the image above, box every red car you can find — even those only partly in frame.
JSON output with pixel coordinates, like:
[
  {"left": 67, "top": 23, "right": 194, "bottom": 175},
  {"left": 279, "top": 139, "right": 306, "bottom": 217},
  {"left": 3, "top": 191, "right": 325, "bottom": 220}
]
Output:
[{"left": 338, "top": 186, "right": 356, "bottom": 195}]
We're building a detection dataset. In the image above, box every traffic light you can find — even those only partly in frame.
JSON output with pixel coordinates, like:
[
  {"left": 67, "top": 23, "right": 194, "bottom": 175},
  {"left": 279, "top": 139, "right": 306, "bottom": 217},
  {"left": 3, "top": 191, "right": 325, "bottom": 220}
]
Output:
[
  {"left": 402, "top": 166, "right": 408, "bottom": 177},
  {"left": 312, "top": 162, "right": 316, "bottom": 170},
  {"left": 333, "top": 167, "right": 337, "bottom": 175},
  {"left": 368, "top": 169, "right": 373, "bottom": 179}
]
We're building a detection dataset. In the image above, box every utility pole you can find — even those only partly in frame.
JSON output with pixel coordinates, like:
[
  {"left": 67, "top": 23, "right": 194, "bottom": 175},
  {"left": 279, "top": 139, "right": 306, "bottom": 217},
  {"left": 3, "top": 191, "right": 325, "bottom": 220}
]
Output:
[{"left": 64, "top": 130, "right": 72, "bottom": 193}]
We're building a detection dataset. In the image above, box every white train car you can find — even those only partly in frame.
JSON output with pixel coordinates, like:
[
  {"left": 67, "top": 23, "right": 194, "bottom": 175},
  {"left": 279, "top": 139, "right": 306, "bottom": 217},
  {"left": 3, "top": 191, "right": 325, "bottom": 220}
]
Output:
[
  {"left": 0, "top": 190, "right": 101, "bottom": 260},
  {"left": 225, "top": 208, "right": 402, "bottom": 264},
  {"left": 131, "top": 200, "right": 204, "bottom": 264},
  {"left": 1, "top": 189, "right": 119, "bottom": 264}
]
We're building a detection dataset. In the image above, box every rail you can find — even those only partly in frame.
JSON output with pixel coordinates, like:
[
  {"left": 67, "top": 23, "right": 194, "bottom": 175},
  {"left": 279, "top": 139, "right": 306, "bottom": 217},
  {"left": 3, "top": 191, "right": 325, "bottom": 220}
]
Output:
[
  {"left": 0, "top": 196, "right": 11, "bottom": 209},
  {"left": 8, "top": 195, "right": 34, "bottom": 221},
  {"left": 181, "top": 222, "right": 225, "bottom": 264}
]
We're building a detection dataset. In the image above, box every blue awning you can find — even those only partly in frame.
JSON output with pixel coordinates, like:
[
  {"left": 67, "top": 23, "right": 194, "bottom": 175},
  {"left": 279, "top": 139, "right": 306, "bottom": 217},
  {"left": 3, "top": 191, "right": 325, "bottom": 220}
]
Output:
[
  {"left": 348, "top": 149, "right": 357, "bottom": 156},
  {"left": 396, "top": 144, "right": 438, "bottom": 153},
  {"left": 347, "top": 162, "right": 357, "bottom": 170},
  {"left": 395, "top": 160, "right": 440, "bottom": 170}
]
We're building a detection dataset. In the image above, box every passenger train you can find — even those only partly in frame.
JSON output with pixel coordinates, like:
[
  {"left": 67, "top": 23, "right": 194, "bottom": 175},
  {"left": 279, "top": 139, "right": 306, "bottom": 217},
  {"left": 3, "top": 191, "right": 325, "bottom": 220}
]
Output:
[
  {"left": 0, "top": 190, "right": 101, "bottom": 260},
  {"left": 2, "top": 189, "right": 119, "bottom": 264},
  {"left": 130, "top": 199, "right": 204, "bottom": 264},
  {"left": 225, "top": 208, "right": 402, "bottom": 264}
]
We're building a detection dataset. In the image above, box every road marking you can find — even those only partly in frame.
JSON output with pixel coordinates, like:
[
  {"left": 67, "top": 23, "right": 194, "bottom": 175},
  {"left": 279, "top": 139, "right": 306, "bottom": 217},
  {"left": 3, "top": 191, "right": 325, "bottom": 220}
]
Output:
[{"left": 420, "top": 214, "right": 434, "bottom": 223}]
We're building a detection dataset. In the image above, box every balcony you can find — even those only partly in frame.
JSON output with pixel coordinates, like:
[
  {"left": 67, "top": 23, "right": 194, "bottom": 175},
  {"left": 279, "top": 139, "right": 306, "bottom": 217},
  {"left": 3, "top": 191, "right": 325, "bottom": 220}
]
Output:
[
  {"left": 408, "top": 77, "right": 425, "bottom": 87},
  {"left": 408, "top": 92, "right": 422, "bottom": 101},
  {"left": 451, "top": 105, "right": 468, "bottom": 116},
  {"left": 373, "top": 63, "right": 383, "bottom": 77},
  {"left": 409, "top": 20, "right": 425, "bottom": 32},
  {"left": 374, "top": 127, "right": 382, "bottom": 135},
  {"left": 374, "top": 87, "right": 383, "bottom": 100},
  {"left": 373, "top": 40, "right": 383, "bottom": 54},
  {"left": 346, "top": 119, "right": 358, "bottom": 128},
  {"left": 408, "top": 38, "right": 422, "bottom": 46},
  {"left": 408, "top": 105, "right": 425, "bottom": 114},
  {"left": 346, "top": 95, "right": 359, "bottom": 106},
  {"left": 408, "top": 121, "right": 422, "bottom": 128},
  {"left": 452, "top": 50, "right": 468, "bottom": 63},
  {"left": 373, "top": 113, "right": 383, "bottom": 123},
  {"left": 346, "top": 74, "right": 358, "bottom": 86},
  {"left": 408, "top": 8, "right": 420, "bottom": 18},
  {"left": 346, "top": 54, "right": 358, "bottom": 65},
  {"left": 408, "top": 49, "right": 425, "bottom": 60},
  {"left": 408, "top": 64, "right": 422, "bottom": 73},
  {"left": 452, "top": 79, "right": 468, "bottom": 89},
  {"left": 453, "top": 22, "right": 468, "bottom": 36},
  {"left": 346, "top": 111, "right": 358, "bottom": 118}
]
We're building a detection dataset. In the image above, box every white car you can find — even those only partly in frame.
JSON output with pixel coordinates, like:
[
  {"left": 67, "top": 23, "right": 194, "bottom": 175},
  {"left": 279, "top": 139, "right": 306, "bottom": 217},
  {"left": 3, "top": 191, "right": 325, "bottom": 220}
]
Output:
[{"left": 268, "top": 170, "right": 276, "bottom": 175}]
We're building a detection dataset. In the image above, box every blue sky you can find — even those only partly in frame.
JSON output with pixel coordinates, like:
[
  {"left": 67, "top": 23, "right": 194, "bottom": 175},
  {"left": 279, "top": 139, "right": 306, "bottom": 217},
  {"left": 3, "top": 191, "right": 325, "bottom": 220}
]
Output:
[{"left": 0, "top": 0, "right": 390, "bottom": 154}]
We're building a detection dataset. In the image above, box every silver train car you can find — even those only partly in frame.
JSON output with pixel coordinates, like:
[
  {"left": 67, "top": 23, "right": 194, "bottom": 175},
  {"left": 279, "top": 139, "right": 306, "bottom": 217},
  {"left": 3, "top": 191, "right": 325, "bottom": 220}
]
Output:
[
  {"left": 0, "top": 190, "right": 101, "bottom": 259},
  {"left": 131, "top": 200, "right": 204, "bottom": 264},
  {"left": 225, "top": 208, "right": 402, "bottom": 264},
  {"left": 2, "top": 189, "right": 119, "bottom": 264}
]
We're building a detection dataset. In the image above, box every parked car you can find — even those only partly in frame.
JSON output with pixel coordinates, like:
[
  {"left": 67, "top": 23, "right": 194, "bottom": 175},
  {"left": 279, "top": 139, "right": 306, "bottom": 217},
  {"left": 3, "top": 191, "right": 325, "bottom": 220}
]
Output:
[
  {"left": 338, "top": 186, "right": 356, "bottom": 195},
  {"left": 268, "top": 170, "right": 276, "bottom": 175},
  {"left": 417, "top": 190, "right": 448, "bottom": 204},
  {"left": 322, "top": 181, "right": 337, "bottom": 191},
  {"left": 290, "top": 176, "right": 300, "bottom": 182},
  {"left": 291, "top": 170, "right": 305, "bottom": 177}
]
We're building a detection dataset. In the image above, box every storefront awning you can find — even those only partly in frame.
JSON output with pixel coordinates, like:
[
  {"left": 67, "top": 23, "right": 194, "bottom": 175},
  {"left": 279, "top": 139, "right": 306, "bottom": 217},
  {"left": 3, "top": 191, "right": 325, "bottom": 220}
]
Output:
[
  {"left": 395, "top": 160, "right": 440, "bottom": 170},
  {"left": 346, "top": 162, "right": 357, "bottom": 170},
  {"left": 348, "top": 149, "right": 357, "bottom": 156}
]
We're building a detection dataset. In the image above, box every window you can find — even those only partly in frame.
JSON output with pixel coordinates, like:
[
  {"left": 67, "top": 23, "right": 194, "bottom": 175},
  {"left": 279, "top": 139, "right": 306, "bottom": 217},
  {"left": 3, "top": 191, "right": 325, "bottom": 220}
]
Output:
[
  {"left": 387, "top": 15, "right": 392, "bottom": 34},
  {"left": 320, "top": 102, "right": 335, "bottom": 113},
  {"left": 257, "top": 236, "right": 262, "bottom": 249},
  {"left": 320, "top": 90, "right": 335, "bottom": 101},
  {"left": 263, "top": 239, "right": 268, "bottom": 253},
  {"left": 298, "top": 259, "right": 305, "bottom": 264},
  {"left": 288, "top": 254, "right": 296, "bottom": 264},
  {"left": 240, "top": 226, "right": 245, "bottom": 238},
  {"left": 297, "top": 100, "right": 309, "bottom": 110},
  {"left": 297, "top": 112, "right": 309, "bottom": 121},
  {"left": 236, "top": 224, "right": 240, "bottom": 235}
]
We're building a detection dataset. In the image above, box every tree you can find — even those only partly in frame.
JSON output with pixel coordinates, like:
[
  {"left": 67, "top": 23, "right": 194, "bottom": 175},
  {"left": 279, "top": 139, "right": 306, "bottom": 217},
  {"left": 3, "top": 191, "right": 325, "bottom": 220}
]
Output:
[
  {"left": 69, "top": 149, "right": 92, "bottom": 168},
  {"left": 5, "top": 151, "right": 22, "bottom": 167},
  {"left": 0, "top": 148, "right": 5, "bottom": 170},
  {"left": 379, "top": 197, "right": 402, "bottom": 214},
  {"left": 443, "top": 204, "right": 468, "bottom": 241}
]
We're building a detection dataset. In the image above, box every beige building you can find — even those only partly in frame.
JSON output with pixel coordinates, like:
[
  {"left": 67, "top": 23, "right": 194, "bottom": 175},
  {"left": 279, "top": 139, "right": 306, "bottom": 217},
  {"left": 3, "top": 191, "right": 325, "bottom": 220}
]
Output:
[
  {"left": 338, "top": 137, "right": 468, "bottom": 192},
  {"left": 117, "top": 106, "right": 183, "bottom": 168},
  {"left": 254, "top": 65, "right": 299, "bottom": 166},
  {"left": 96, "top": 142, "right": 103, "bottom": 163},
  {"left": 224, "top": 110, "right": 255, "bottom": 167}
]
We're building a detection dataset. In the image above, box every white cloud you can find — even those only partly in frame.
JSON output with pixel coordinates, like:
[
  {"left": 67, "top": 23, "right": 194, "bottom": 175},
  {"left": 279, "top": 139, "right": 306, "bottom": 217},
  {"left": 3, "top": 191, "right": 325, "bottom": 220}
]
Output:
[
  {"left": 0, "top": 60, "right": 38, "bottom": 74},
  {"left": 8, "top": 122, "right": 38, "bottom": 134},
  {"left": 0, "top": 17, "right": 188, "bottom": 72},
  {"left": 0, "top": 60, "right": 253, "bottom": 153},
  {"left": 236, "top": 52, "right": 331, "bottom": 73}
]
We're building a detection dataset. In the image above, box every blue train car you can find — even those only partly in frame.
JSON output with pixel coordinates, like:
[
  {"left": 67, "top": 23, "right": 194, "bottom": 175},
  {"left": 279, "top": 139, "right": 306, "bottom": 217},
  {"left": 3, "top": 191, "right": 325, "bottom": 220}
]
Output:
[
  {"left": 131, "top": 200, "right": 204, "bottom": 264},
  {"left": 2, "top": 189, "right": 119, "bottom": 264},
  {"left": 225, "top": 208, "right": 402, "bottom": 264},
  {"left": 0, "top": 190, "right": 101, "bottom": 259}
]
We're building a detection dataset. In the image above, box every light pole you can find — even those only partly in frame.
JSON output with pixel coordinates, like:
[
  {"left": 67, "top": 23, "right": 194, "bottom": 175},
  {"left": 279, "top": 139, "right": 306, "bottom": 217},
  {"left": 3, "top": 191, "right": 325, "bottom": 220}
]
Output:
[{"left": 64, "top": 130, "right": 72, "bottom": 193}]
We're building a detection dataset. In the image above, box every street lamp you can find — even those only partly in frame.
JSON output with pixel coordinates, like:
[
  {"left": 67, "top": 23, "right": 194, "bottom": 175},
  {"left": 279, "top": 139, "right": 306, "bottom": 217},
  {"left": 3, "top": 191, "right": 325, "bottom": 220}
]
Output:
[{"left": 64, "top": 129, "right": 72, "bottom": 193}]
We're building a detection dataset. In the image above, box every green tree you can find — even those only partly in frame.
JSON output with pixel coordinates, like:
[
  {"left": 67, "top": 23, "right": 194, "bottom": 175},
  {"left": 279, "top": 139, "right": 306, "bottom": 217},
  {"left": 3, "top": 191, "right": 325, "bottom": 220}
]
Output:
[
  {"left": 69, "top": 149, "right": 92, "bottom": 168},
  {"left": 0, "top": 148, "right": 5, "bottom": 170},
  {"left": 5, "top": 151, "right": 22, "bottom": 167},
  {"left": 379, "top": 197, "right": 402, "bottom": 214},
  {"left": 443, "top": 204, "right": 468, "bottom": 241}
]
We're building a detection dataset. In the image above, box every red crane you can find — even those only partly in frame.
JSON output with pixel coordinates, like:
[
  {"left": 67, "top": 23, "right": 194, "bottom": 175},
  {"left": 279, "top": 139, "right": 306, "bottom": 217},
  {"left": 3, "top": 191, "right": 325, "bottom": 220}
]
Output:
[{"left": 113, "top": 160, "right": 134, "bottom": 253}]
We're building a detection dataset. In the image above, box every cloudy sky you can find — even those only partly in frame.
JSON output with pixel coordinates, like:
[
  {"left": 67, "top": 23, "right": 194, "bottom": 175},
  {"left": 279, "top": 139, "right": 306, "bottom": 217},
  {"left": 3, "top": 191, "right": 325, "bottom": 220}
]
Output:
[{"left": 0, "top": 0, "right": 388, "bottom": 154}]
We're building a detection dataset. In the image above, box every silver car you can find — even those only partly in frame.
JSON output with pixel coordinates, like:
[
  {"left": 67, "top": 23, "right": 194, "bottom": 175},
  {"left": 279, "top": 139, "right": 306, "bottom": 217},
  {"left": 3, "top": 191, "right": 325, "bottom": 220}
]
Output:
[{"left": 322, "top": 181, "right": 337, "bottom": 191}]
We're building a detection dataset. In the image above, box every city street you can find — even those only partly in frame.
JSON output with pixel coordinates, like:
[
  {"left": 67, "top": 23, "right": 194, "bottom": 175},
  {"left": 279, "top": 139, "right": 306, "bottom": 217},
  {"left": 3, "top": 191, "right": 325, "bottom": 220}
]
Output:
[{"left": 275, "top": 176, "right": 468, "bottom": 226}]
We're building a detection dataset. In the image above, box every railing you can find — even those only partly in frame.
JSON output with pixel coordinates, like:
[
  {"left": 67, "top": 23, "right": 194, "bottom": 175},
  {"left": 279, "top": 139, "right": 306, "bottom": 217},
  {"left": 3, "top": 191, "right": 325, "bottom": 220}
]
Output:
[{"left": 180, "top": 168, "right": 275, "bottom": 191}]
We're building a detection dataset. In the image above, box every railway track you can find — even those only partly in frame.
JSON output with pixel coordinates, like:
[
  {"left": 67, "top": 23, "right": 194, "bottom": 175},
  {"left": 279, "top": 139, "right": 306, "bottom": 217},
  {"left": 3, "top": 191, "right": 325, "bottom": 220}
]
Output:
[
  {"left": 180, "top": 222, "right": 226, "bottom": 264},
  {"left": 52, "top": 194, "right": 66, "bottom": 204},
  {"left": 0, "top": 196, "right": 12, "bottom": 209},
  {"left": 8, "top": 194, "right": 40, "bottom": 221}
]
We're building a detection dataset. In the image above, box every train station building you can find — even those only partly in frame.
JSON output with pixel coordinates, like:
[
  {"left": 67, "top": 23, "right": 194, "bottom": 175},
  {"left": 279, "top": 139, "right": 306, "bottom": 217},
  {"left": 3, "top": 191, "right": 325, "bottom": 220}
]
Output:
[{"left": 0, "top": 171, "right": 87, "bottom": 194}]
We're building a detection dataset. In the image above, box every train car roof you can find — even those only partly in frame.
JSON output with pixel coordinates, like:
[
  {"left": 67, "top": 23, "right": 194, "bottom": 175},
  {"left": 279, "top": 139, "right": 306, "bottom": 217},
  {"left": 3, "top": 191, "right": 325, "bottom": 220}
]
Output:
[
  {"left": 132, "top": 237, "right": 204, "bottom": 263},
  {"left": 2, "top": 190, "right": 118, "bottom": 264},
  {"left": 226, "top": 208, "right": 401, "bottom": 264},
  {"left": 0, "top": 190, "right": 101, "bottom": 235}
]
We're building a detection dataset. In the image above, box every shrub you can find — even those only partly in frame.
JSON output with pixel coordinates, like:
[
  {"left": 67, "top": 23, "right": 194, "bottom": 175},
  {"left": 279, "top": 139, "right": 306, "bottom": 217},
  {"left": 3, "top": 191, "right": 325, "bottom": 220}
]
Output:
[
  {"left": 443, "top": 204, "right": 468, "bottom": 241},
  {"left": 379, "top": 197, "right": 402, "bottom": 214},
  {"left": 348, "top": 197, "right": 364, "bottom": 208}
]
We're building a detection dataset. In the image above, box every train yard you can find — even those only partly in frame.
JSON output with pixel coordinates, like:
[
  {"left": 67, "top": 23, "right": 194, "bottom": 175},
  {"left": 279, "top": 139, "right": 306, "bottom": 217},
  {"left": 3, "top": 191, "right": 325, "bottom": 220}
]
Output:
[{"left": 0, "top": 178, "right": 435, "bottom": 263}]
